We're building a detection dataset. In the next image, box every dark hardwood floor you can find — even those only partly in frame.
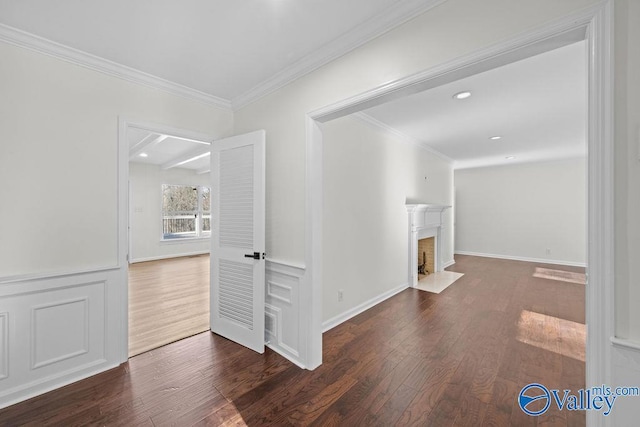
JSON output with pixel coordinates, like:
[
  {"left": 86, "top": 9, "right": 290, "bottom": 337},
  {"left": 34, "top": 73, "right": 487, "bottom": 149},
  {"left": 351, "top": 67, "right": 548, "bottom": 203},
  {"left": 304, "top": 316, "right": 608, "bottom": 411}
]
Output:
[{"left": 0, "top": 255, "right": 585, "bottom": 426}]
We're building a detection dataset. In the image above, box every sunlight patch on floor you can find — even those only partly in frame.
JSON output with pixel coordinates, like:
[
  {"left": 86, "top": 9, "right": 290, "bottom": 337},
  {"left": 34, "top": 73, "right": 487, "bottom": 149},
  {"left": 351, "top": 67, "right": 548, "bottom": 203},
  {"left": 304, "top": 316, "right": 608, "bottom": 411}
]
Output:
[
  {"left": 533, "top": 267, "right": 586, "bottom": 285},
  {"left": 516, "top": 309, "right": 586, "bottom": 361}
]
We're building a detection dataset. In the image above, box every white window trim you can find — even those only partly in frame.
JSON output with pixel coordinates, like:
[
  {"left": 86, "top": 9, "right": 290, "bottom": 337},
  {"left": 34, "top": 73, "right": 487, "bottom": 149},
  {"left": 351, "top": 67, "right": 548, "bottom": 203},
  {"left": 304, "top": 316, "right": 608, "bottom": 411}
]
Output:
[{"left": 159, "top": 236, "right": 210, "bottom": 245}]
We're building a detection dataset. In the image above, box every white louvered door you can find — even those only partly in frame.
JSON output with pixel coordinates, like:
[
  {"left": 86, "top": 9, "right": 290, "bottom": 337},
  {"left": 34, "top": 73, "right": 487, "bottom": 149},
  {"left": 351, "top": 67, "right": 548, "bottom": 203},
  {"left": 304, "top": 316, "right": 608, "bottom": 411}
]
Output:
[{"left": 210, "top": 130, "right": 265, "bottom": 353}]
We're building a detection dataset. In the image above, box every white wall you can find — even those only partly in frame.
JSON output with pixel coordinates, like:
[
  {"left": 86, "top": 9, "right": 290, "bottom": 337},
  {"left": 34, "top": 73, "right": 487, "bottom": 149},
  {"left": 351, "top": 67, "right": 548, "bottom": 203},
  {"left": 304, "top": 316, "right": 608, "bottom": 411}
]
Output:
[
  {"left": 455, "top": 158, "right": 586, "bottom": 265},
  {"left": 233, "top": 0, "right": 602, "bottom": 266},
  {"left": 129, "top": 163, "right": 210, "bottom": 262},
  {"left": 322, "top": 116, "right": 453, "bottom": 322},
  {"left": 230, "top": 0, "right": 605, "bottom": 373},
  {"left": 0, "top": 39, "right": 232, "bottom": 408},
  {"left": 0, "top": 42, "right": 233, "bottom": 278}
]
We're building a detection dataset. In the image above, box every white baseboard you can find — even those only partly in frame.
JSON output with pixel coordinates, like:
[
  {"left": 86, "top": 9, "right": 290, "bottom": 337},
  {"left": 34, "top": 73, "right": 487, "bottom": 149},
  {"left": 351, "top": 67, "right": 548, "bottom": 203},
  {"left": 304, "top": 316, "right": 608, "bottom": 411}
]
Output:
[
  {"left": 443, "top": 259, "right": 456, "bottom": 269},
  {"left": 454, "top": 251, "right": 586, "bottom": 268},
  {"left": 322, "top": 282, "right": 409, "bottom": 333},
  {"left": 0, "top": 360, "right": 117, "bottom": 410},
  {"left": 130, "top": 251, "right": 210, "bottom": 264}
]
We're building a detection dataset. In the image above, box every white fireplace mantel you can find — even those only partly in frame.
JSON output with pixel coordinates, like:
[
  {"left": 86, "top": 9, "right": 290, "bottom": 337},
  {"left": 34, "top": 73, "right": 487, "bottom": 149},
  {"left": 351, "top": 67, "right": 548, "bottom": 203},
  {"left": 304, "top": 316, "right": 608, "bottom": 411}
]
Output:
[{"left": 406, "top": 203, "right": 451, "bottom": 287}]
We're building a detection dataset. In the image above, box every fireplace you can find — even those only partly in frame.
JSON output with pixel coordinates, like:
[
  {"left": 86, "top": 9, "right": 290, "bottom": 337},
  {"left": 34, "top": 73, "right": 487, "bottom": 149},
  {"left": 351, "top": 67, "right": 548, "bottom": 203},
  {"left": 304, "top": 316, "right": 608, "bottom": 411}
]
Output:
[
  {"left": 417, "top": 237, "right": 435, "bottom": 278},
  {"left": 406, "top": 204, "right": 451, "bottom": 287}
]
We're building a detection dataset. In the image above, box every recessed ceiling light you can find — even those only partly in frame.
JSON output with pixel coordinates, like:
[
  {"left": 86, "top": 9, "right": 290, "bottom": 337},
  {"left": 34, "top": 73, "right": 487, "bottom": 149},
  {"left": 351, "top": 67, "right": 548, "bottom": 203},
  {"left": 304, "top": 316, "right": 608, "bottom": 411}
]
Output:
[
  {"left": 453, "top": 91, "right": 471, "bottom": 100},
  {"left": 139, "top": 153, "right": 148, "bottom": 158},
  {"left": 505, "top": 156, "right": 516, "bottom": 160},
  {"left": 489, "top": 136, "right": 502, "bottom": 140}
]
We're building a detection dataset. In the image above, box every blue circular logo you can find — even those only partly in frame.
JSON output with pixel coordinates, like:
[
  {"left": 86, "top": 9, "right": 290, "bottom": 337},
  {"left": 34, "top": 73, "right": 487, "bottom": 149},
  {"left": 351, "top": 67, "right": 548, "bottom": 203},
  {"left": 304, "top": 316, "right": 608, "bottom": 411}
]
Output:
[{"left": 518, "top": 383, "right": 551, "bottom": 416}]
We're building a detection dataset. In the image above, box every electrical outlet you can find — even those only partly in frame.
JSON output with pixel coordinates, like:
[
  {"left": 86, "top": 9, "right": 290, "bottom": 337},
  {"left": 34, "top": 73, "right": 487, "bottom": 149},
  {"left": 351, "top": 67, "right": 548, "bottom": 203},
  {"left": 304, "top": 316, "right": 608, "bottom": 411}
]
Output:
[
  {"left": 546, "top": 248, "right": 551, "bottom": 255},
  {"left": 338, "top": 289, "right": 344, "bottom": 302}
]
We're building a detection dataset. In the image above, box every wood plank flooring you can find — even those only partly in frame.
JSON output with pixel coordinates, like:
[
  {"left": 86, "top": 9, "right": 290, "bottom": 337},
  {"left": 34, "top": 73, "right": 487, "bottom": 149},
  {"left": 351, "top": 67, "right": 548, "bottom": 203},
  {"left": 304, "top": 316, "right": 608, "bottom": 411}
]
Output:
[
  {"left": 0, "top": 255, "right": 585, "bottom": 426},
  {"left": 129, "top": 255, "right": 210, "bottom": 357}
]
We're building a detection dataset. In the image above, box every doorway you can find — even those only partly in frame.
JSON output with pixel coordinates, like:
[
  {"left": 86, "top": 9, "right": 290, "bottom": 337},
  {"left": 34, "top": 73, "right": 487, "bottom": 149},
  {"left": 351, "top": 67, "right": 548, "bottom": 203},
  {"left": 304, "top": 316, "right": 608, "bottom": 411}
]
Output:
[
  {"left": 304, "top": 6, "right": 613, "bottom": 414},
  {"left": 125, "top": 123, "right": 214, "bottom": 356}
]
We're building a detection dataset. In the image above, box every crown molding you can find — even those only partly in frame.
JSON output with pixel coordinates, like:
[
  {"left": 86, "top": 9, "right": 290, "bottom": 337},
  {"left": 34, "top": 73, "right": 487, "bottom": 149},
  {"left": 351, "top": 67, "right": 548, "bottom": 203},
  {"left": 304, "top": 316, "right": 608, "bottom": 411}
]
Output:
[
  {"left": 0, "top": 0, "right": 446, "bottom": 113},
  {"left": 231, "top": 0, "right": 447, "bottom": 110},
  {"left": 0, "top": 23, "right": 232, "bottom": 111},
  {"left": 352, "top": 112, "right": 455, "bottom": 164}
]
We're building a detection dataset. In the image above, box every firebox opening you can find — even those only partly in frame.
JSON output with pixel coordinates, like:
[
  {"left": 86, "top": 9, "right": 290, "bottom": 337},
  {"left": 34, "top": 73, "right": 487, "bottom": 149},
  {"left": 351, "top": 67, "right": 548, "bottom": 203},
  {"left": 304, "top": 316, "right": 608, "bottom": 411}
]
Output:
[{"left": 417, "top": 237, "right": 435, "bottom": 280}]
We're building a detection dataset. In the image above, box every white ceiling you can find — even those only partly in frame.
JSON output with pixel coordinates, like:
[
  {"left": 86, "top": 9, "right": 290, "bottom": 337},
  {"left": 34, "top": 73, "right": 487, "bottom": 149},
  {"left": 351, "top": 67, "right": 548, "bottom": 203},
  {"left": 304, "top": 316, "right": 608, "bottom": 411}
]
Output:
[
  {"left": 362, "top": 41, "right": 587, "bottom": 169},
  {"left": 128, "top": 128, "right": 211, "bottom": 173},
  {"left": 1, "top": 2, "right": 586, "bottom": 170},
  {"left": 0, "top": 0, "right": 437, "bottom": 106}
]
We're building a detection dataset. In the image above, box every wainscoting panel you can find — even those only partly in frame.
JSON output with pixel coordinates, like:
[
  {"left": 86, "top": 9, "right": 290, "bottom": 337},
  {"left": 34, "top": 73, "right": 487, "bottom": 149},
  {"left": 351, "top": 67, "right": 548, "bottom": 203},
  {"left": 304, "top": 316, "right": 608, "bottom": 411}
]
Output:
[
  {"left": 265, "top": 260, "right": 305, "bottom": 368},
  {"left": 0, "top": 268, "right": 123, "bottom": 409},
  {"left": 32, "top": 297, "right": 89, "bottom": 369},
  {"left": 264, "top": 304, "right": 281, "bottom": 344},
  {"left": 267, "top": 281, "right": 292, "bottom": 304},
  {"left": 611, "top": 341, "right": 640, "bottom": 424},
  {"left": 0, "top": 313, "right": 7, "bottom": 380}
]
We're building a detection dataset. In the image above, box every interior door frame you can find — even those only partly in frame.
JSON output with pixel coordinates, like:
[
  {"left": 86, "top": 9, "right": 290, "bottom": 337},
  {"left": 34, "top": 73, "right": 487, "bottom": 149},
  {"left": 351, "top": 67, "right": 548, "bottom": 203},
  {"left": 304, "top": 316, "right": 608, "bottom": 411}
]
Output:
[
  {"left": 304, "top": 7, "right": 614, "bottom": 427},
  {"left": 117, "top": 118, "right": 218, "bottom": 361}
]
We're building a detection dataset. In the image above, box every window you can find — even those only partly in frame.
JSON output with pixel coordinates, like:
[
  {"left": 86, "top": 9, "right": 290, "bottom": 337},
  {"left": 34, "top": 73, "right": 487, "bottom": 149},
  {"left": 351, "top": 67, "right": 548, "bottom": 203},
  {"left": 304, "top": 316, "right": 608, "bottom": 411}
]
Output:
[{"left": 162, "top": 184, "right": 211, "bottom": 240}]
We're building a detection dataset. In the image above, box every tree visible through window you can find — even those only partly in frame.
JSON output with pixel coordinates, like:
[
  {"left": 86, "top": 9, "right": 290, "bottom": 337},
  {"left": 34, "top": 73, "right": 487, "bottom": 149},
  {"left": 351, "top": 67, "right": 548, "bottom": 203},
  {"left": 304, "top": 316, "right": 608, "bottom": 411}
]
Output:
[{"left": 162, "top": 184, "right": 211, "bottom": 239}]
